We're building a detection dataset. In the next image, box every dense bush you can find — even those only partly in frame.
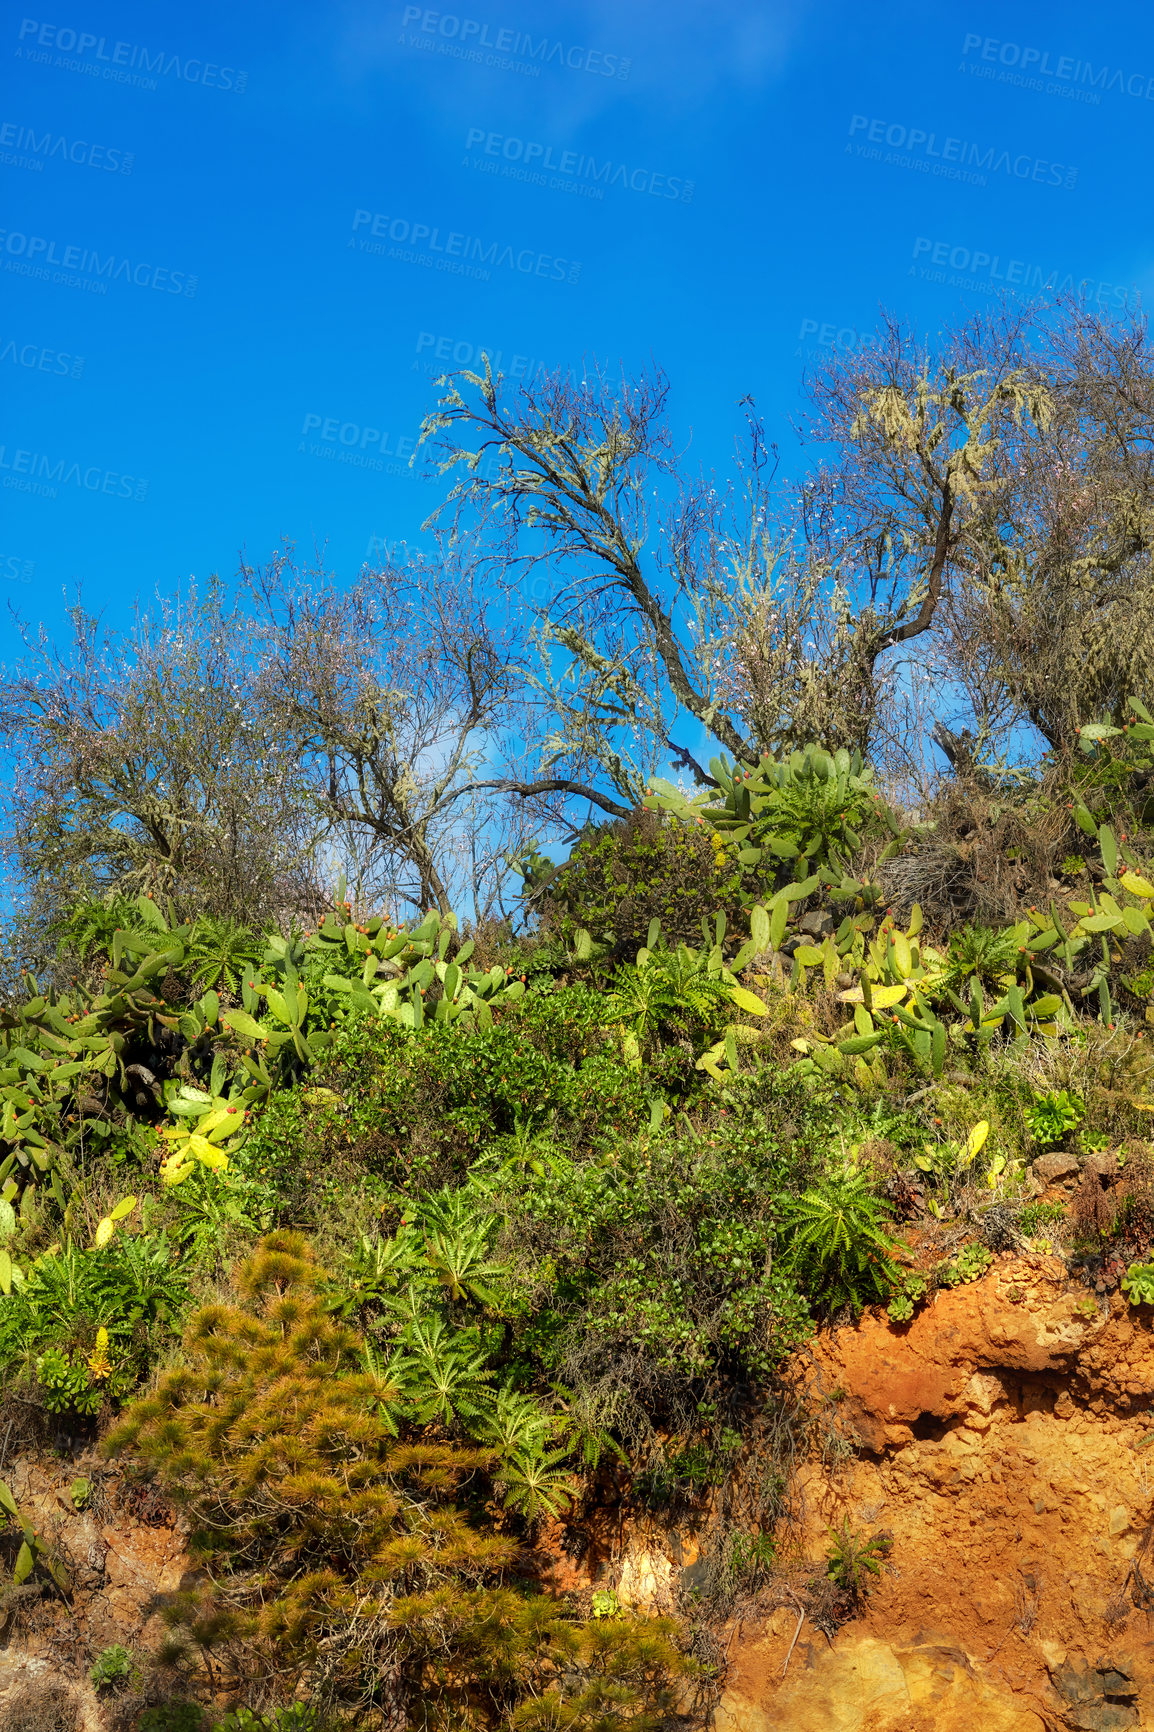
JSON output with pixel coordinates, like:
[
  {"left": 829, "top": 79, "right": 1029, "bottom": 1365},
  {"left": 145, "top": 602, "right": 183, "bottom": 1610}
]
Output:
[
  {"left": 538, "top": 807, "right": 757, "bottom": 952},
  {"left": 107, "top": 1233, "right": 692, "bottom": 1729},
  {"left": 0, "top": 1232, "right": 189, "bottom": 1418}
]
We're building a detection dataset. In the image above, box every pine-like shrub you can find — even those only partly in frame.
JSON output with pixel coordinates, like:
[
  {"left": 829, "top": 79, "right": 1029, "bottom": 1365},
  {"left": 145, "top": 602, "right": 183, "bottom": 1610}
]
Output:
[{"left": 106, "top": 1232, "right": 691, "bottom": 1729}]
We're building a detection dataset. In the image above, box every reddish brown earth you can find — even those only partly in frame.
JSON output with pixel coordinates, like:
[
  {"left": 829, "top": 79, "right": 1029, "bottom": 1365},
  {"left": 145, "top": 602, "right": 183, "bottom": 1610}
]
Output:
[{"left": 716, "top": 1254, "right": 1154, "bottom": 1730}]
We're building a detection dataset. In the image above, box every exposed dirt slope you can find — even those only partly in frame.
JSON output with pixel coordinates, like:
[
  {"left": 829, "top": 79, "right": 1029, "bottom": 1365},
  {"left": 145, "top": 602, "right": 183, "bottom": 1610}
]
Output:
[{"left": 719, "top": 1254, "right": 1154, "bottom": 1731}]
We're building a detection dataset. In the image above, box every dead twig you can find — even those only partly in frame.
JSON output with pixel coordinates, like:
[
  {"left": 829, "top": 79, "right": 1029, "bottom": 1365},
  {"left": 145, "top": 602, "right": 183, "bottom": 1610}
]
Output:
[{"left": 781, "top": 1585, "right": 807, "bottom": 1677}]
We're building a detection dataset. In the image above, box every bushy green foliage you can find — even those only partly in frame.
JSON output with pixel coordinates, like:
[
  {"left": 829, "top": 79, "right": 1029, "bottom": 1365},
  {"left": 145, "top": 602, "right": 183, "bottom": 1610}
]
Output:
[
  {"left": 139, "top": 1705, "right": 206, "bottom": 1732},
  {"left": 1122, "top": 1258, "right": 1154, "bottom": 1305},
  {"left": 1024, "top": 1088, "right": 1085, "bottom": 1146},
  {"left": 646, "top": 744, "right": 894, "bottom": 890},
  {"left": 212, "top": 1707, "right": 318, "bottom": 1731},
  {"left": 942, "top": 923, "right": 1022, "bottom": 989},
  {"left": 779, "top": 1167, "right": 902, "bottom": 1316},
  {"left": 0, "top": 1232, "right": 189, "bottom": 1415},
  {"left": 500, "top": 1098, "right": 818, "bottom": 1440},
  {"left": 241, "top": 996, "right": 653, "bottom": 1207},
  {"left": 539, "top": 807, "right": 751, "bottom": 951},
  {"left": 89, "top": 1643, "right": 134, "bottom": 1689},
  {"left": 825, "top": 1520, "right": 892, "bottom": 1600},
  {"left": 106, "top": 1234, "right": 691, "bottom": 1729},
  {"left": 1017, "top": 1200, "right": 1067, "bottom": 1236},
  {"left": 939, "top": 1242, "right": 994, "bottom": 1287}
]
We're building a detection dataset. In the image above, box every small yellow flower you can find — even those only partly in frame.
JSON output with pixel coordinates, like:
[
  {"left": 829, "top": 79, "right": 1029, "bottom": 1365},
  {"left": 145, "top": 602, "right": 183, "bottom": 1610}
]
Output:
[{"left": 87, "top": 1327, "right": 111, "bottom": 1381}]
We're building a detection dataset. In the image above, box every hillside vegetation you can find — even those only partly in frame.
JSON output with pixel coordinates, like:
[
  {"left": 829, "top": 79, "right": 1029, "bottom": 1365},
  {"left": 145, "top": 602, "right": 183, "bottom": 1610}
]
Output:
[
  {"left": 5, "top": 298, "right": 1154, "bottom": 1727},
  {"left": 6, "top": 728, "right": 1154, "bottom": 1726}
]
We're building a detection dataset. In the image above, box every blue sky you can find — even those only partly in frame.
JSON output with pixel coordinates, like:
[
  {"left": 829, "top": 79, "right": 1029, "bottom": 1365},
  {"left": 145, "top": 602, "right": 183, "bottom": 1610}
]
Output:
[{"left": 2, "top": 0, "right": 1153, "bottom": 648}]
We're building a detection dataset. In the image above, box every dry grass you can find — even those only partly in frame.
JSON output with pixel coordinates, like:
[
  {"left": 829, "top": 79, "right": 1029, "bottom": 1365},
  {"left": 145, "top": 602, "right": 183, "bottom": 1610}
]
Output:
[{"left": 878, "top": 772, "right": 1074, "bottom": 930}]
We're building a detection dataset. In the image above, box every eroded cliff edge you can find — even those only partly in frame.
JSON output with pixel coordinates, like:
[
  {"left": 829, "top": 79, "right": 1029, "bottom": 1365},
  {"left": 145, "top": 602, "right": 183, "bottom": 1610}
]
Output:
[{"left": 712, "top": 1252, "right": 1154, "bottom": 1730}]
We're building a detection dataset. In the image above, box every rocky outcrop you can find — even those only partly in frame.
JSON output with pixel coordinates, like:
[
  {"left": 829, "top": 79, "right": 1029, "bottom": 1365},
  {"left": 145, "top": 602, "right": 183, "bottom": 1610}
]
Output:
[
  {"left": 0, "top": 1456, "right": 191, "bottom": 1727},
  {"left": 717, "top": 1253, "right": 1154, "bottom": 1731}
]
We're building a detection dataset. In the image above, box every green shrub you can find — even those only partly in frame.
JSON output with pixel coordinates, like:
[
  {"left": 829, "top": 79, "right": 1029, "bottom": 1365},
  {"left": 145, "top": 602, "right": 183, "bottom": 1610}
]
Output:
[
  {"left": 1017, "top": 1200, "right": 1067, "bottom": 1236},
  {"left": 138, "top": 1705, "right": 206, "bottom": 1732},
  {"left": 1024, "top": 1088, "right": 1085, "bottom": 1146},
  {"left": 502, "top": 1111, "right": 812, "bottom": 1441},
  {"left": 0, "top": 1233, "right": 189, "bottom": 1416},
  {"left": 89, "top": 1643, "right": 134, "bottom": 1689},
  {"left": 939, "top": 1242, "right": 993, "bottom": 1287},
  {"left": 212, "top": 1708, "right": 319, "bottom": 1732},
  {"left": 1122, "top": 1259, "right": 1154, "bottom": 1305},
  {"left": 241, "top": 999, "right": 652, "bottom": 1213},
  {"left": 539, "top": 808, "right": 751, "bottom": 952},
  {"left": 826, "top": 1520, "right": 892, "bottom": 1601},
  {"left": 106, "top": 1234, "right": 691, "bottom": 1729}
]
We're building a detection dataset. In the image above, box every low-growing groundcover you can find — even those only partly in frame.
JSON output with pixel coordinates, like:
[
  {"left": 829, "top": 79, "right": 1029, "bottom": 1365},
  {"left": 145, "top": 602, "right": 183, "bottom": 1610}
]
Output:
[{"left": 9, "top": 732, "right": 1154, "bottom": 1723}]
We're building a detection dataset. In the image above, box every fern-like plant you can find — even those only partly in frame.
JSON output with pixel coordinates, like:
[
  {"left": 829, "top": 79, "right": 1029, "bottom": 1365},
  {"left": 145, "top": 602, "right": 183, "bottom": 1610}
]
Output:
[
  {"left": 186, "top": 915, "right": 263, "bottom": 993},
  {"left": 942, "top": 922, "right": 1021, "bottom": 990},
  {"left": 780, "top": 1167, "right": 902, "bottom": 1314},
  {"left": 393, "top": 1311, "right": 497, "bottom": 1429},
  {"left": 495, "top": 1436, "right": 575, "bottom": 1523},
  {"left": 826, "top": 1519, "right": 892, "bottom": 1601}
]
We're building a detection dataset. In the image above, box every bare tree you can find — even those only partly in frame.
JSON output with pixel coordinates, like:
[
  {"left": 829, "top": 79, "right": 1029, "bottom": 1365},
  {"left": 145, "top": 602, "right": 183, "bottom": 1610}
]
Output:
[
  {"left": 936, "top": 298, "right": 1154, "bottom": 753},
  {"left": 792, "top": 304, "right": 1053, "bottom": 754},
  {"left": 415, "top": 325, "right": 1049, "bottom": 828},
  {"left": 248, "top": 543, "right": 530, "bottom": 921},
  {"left": 0, "top": 581, "right": 319, "bottom": 933}
]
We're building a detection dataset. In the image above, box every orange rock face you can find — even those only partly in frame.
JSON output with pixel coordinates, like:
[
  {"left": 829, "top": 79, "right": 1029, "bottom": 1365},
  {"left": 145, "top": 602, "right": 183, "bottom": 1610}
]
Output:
[{"left": 720, "top": 1253, "right": 1154, "bottom": 1731}]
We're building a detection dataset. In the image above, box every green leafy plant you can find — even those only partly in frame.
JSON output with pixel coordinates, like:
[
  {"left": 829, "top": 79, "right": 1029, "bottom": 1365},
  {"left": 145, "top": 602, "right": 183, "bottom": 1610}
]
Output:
[
  {"left": 212, "top": 1709, "right": 319, "bottom": 1732},
  {"left": 139, "top": 1705, "right": 206, "bottom": 1732},
  {"left": 780, "top": 1166, "right": 902, "bottom": 1314},
  {"left": 106, "top": 1233, "right": 690, "bottom": 1728},
  {"left": 89, "top": 1643, "right": 134, "bottom": 1690},
  {"left": 539, "top": 806, "right": 747, "bottom": 952},
  {"left": 825, "top": 1519, "right": 892, "bottom": 1600},
  {"left": 186, "top": 915, "right": 263, "bottom": 993},
  {"left": 0, "top": 1477, "right": 70, "bottom": 1591},
  {"left": 1122, "top": 1259, "right": 1154, "bottom": 1305},
  {"left": 494, "top": 1434, "right": 575, "bottom": 1522},
  {"left": 647, "top": 744, "right": 888, "bottom": 885},
  {"left": 0, "top": 1233, "right": 189, "bottom": 1415},
  {"left": 1017, "top": 1201, "right": 1066, "bottom": 1236},
  {"left": 1024, "top": 1088, "right": 1085, "bottom": 1146},
  {"left": 942, "top": 923, "right": 1021, "bottom": 990},
  {"left": 728, "top": 1529, "right": 777, "bottom": 1581},
  {"left": 939, "top": 1243, "right": 993, "bottom": 1287},
  {"left": 886, "top": 1273, "right": 927, "bottom": 1323}
]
